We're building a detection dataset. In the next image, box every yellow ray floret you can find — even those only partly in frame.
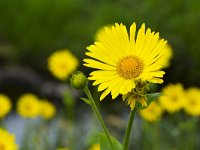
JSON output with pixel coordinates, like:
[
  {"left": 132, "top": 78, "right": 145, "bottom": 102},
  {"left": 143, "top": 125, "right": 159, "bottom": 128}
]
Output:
[{"left": 84, "top": 22, "right": 167, "bottom": 101}]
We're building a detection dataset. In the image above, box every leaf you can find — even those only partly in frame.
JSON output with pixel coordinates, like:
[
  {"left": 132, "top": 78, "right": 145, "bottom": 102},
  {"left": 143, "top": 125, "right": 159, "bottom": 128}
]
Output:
[
  {"left": 80, "top": 98, "right": 91, "bottom": 105},
  {"left": 135, "top": 101, "right": 147, "bottom": 110},
  {"left": 136, "top": 93, "right": 163, "bottom": 110},
  {"left": 99, "top": 132, "right": 122, "bottom": 150},
  {"left": 146, "top": 93, "right": 163, "bottom": 105}
]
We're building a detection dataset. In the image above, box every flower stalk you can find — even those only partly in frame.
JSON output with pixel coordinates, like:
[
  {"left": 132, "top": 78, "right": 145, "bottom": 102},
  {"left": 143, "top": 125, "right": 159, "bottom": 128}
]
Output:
[
  {"left": 123, "top": 108, "right": 137, "bottom": 150},
  {"left": 84, "top": 87, "right": 114, "bottom": 150}
]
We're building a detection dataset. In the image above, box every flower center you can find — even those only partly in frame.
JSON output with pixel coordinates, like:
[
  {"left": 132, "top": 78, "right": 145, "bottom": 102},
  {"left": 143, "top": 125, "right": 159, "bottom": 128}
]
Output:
[{"left": 117, "top": 56, "right": 144, "bottom": 79}]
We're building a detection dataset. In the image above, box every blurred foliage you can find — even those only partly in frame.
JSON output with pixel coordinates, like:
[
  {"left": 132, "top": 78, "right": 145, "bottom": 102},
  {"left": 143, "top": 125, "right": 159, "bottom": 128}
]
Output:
[{"left": 0, "top": 0, "right": 200, "bottom": 86}]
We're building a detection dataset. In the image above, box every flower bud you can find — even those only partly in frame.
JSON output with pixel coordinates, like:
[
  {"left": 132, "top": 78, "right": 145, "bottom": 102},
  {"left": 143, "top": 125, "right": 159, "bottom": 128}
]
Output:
[{"left": 70, "top": 71, "right": 88, "bottom": 90}]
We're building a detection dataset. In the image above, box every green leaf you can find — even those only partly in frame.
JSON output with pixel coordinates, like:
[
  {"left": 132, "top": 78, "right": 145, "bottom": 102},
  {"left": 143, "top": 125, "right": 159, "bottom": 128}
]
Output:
[
  {"left": 135, "top": 101, "right": 147, "bottom": 110},
  {"left": 146, "top": 93, "right": 163, "bottom": 105},
  {"left": 80, "top": 98, "right": 91, "bottom": 105},
  {"left": 136, "top": 93, "right": 163, "bottom": 110},
  {"left": 99, "top": 132, "right": 122, "bottom": 150}
]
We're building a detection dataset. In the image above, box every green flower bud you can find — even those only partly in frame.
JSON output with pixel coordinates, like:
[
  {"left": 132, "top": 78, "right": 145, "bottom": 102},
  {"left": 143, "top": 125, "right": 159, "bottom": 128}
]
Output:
[{"left": 70, "top": 71, "right": 88, "bottom": 90}]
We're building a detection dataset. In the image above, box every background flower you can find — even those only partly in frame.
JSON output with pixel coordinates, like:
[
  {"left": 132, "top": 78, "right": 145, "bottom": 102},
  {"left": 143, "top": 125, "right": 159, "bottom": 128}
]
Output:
[
  {"left": 139, "top": 102, "right": 163, "bottom": 122},
  {"left": 160, "top": 43, "right": 173, "bottom": 68},
  {"left": 40, "top": 100, "right": 56, "bottom": 119},
  {"left": 0, "top": 94, "right": 12, "bottom": 118},
  {"left": 48, "top": 50, "right": 78, "bottom": 80},
  {"left": 89, "top": 144, "right": 100, "bottom": 150},
  {"left": 159, "top": 83, "right": 185, "bottom": 113},
  {"left": 17, "top": 93, "right": 41, "bottom": 118},
  {"left": 0, "top": 128, "right": 18, "bottom": 150},
  {"left": 183, "top": 87, "right": 200, "bottom": 116}
]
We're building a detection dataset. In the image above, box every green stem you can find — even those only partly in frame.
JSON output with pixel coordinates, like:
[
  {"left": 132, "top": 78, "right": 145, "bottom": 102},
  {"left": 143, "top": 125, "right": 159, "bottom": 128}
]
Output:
[
  {"left": 63, "top": 89, "right": 74, "bottom": 121},
  {"left": 123, "top": 109, "right": 137, "bottom": 150},
  {"left": 84, "top": 87, "right": 114, "bottom": 150}
]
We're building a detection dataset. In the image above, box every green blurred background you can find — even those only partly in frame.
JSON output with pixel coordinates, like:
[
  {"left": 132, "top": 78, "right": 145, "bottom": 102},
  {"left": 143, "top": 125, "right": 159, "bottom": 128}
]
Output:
[{"left": 0, "top": 0, "right": 200, "bottom": 87}]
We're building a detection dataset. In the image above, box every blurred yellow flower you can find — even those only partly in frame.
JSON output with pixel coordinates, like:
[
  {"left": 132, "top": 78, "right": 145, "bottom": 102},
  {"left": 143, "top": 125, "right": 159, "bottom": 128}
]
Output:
[
  {"left": 0, "top": 128, "right": 18, "bottom": 150},
  {"left": 139, "top": 102, "right": 163, "bottom": 122},
  {"left": 48, "top": 50, "right": 78, "bottom": 80},
  {"left": 89, "top": 144, "right": 100, "bottom": 150},
  {"left": 159, "top": 83, "right": 185, "bottom": 113},
  {"left": 0, "top": 94, "right": 12, "bottom": 118},
  {"left": 183, "top": 87, "right": 200, "bottom": 116},
  {"left": 40, "top": 100, "right": 56, "bottom": 119},
  {"left": 160, "top": 43, "right": 173, "bottom": 68},
  {"left": 17, "top": 93, "right": 41, "bottom": 118},
  {"left": 84, "top": 22, "right": 167, "bottom": 103}
]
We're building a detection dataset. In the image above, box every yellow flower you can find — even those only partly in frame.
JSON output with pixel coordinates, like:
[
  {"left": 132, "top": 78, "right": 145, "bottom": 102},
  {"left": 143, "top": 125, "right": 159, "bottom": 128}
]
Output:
[
  {"left": 48, "top": 50, "right": 79, "bottom": 80},
  {"left": 40, "top": 100, "right": 56, "bottom": 119},
  {"left": 139, "top": 102, "right": 163, "bottom": 122},
  {"left": 160, "top": 43, "right": 173, "bottom": 68},
  {"left": 17, "top": 93, "right": 41, "bottom": 118},
  {"left": 0, "top": 94, "right": 12, "bottom": 118},
  {"left": 89, "top": 144, "right": 100, "bottom": 150},
  {"left": 0, "top": 128, "right": 18, "bottom": 150},
  {"left": 159, "top": 83, "right": 185, "bottom": 113},
  {"left": 183, "top": 87, "right": 200, "bottom": 116},
  {"left": 84, "top": 23, "right": 167, "bottom": 102}
]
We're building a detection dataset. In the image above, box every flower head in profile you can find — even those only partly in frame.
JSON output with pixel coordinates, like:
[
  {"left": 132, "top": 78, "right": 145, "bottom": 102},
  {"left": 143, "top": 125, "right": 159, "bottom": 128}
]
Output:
[
  {"left": 122, "top": 80, "right": 149, "bottom": 110},
  {"left": 0, "top": 128, "right": 18, "bottom": 150},
  {"left": 40, "top": 100, "right": 56, "bottom": 119},
  {"left": 183, "top": 87, "right": 200, "bottom": 116},
  {"left": 139, "top": 102, "right": 163, "bottom": 122},
  {"left": 0, "top": 94, "right": 12, "bottom": 118},
  {"left": 84, "top": 22, "right": 167, "bottom": 108},
  {"left": 17, "top": 93, "right": 41, "bottom": 118},
  {"left": 48, "top": 49, "right": 79, "bottom": 80},
  {"left": 159, "top": 83, "right": 185, "bottom": 113}
]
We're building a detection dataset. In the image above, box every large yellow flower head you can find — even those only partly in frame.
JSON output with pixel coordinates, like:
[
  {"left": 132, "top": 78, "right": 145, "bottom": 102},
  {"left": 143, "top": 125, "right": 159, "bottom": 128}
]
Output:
[
  {"left": 139, "top": 102, "right": 163, "bottom": 122},
  {"left": 159, "top": 83, "right": 185, "bottom": 113},
  {"left": 0, "top": 128, "right": 18, "bottom": 150},
  {"left": 48, "top": 50, "right": 79, "bottom": 80},
  {"left": 84, "top": 23, "right": 167, "bottom": 102},
  {"left": 0, "top": 94, "right": 12, "bottom": 118},
  {"left": 17, "top": 93, "right": 41, "bottom": 118},
  {"left": 89, "top": 144, "right": 100, "bottom": 150},
  {"left": 183, "top": 87, "right": 200, "bottom": 116},
  {"left": 40, "top": 100, "right": 56, "bottom": 119}
]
